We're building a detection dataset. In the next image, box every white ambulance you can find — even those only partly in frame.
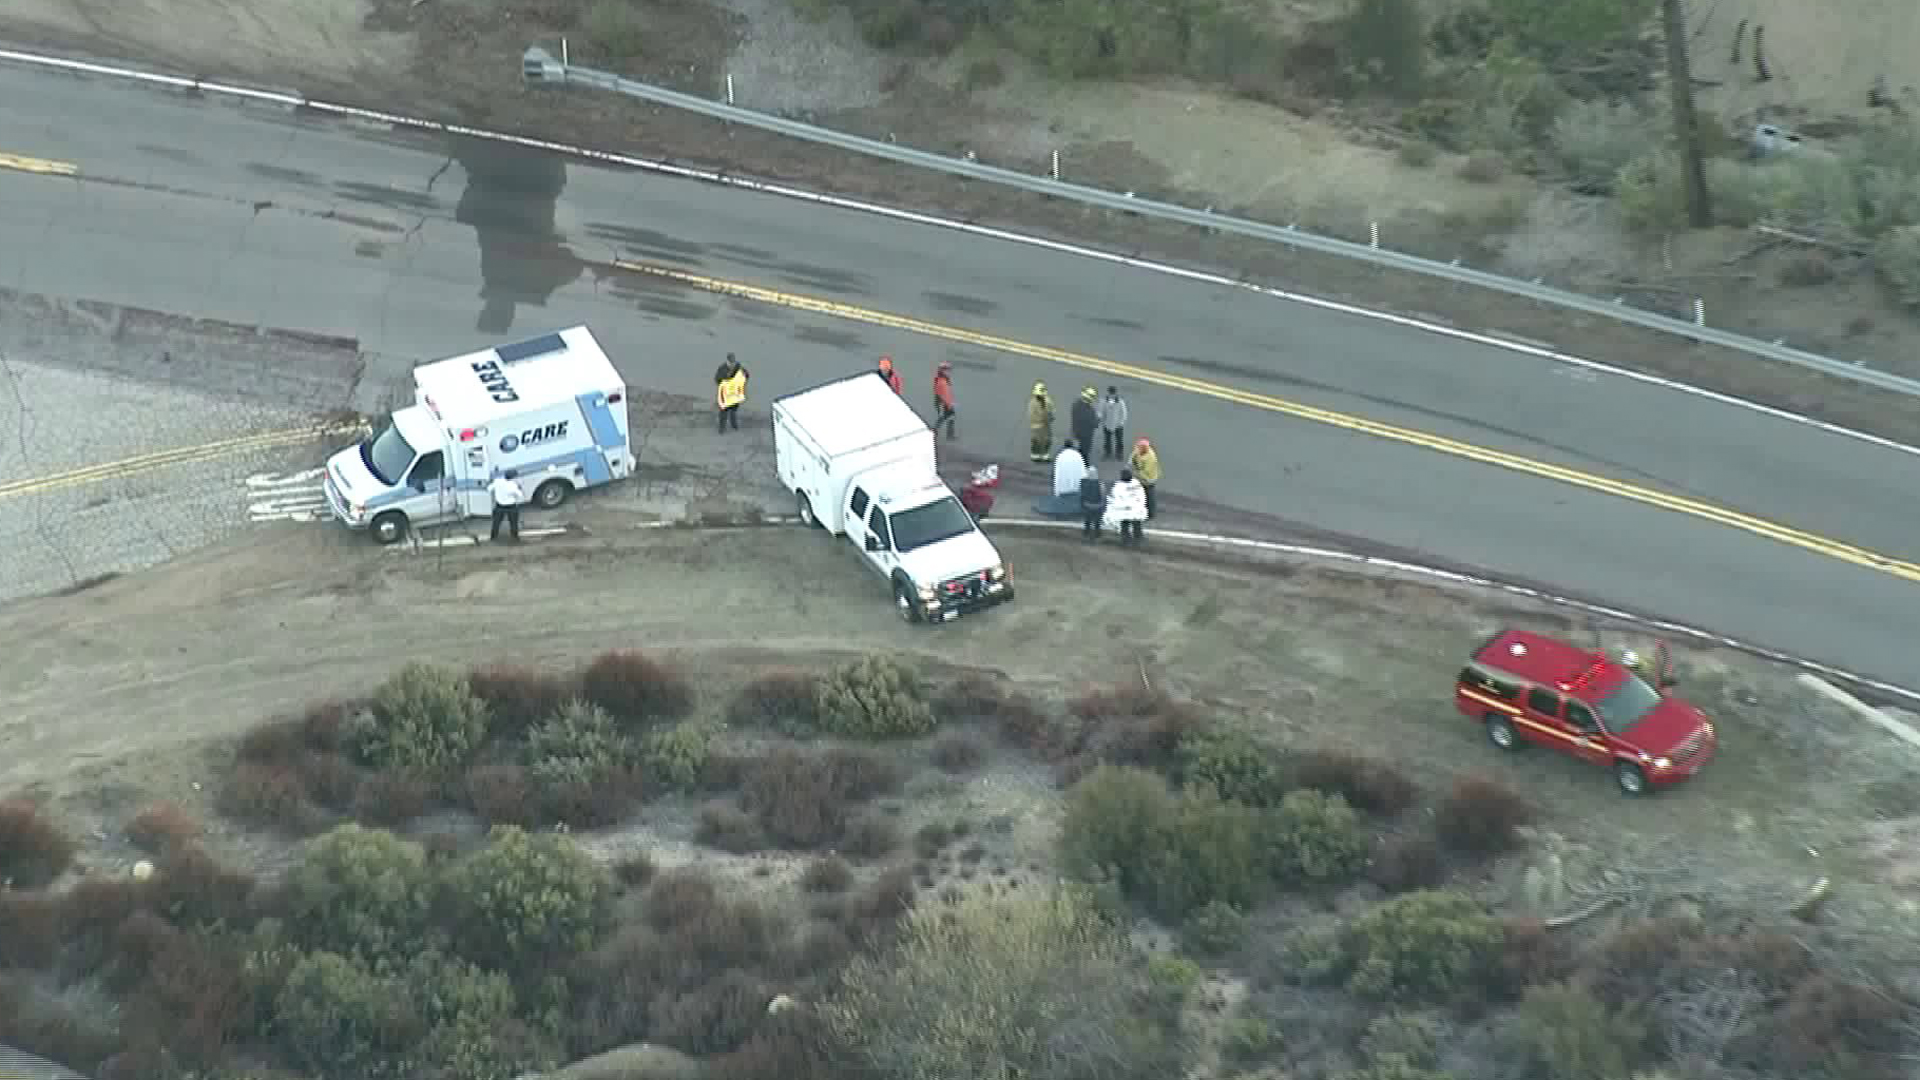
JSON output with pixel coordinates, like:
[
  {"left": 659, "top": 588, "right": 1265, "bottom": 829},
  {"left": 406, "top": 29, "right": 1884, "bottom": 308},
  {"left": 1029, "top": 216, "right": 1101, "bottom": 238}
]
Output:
[{"left": 324, "top": 326, "right": 634, "bottom": 544}]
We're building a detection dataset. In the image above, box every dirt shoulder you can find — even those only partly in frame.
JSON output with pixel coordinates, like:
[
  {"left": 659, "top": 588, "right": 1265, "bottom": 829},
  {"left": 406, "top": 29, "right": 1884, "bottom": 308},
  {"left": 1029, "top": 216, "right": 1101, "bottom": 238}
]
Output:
[
  {"left": 6, "top": 5, "right": 1920, "bottom": 447},
  {"left": 5, "top": 510, "right": 1917, "bottom": 946}
]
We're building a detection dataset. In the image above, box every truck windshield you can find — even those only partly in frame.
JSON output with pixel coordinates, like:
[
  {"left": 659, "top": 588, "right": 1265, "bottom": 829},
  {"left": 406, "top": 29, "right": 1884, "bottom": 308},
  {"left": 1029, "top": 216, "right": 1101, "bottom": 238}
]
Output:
[
  {"left": 1596, "top": 674, "right": 1662, "bottom": 733},
  {"left": 889, "top": 497, "right": 977, "bottom": 553},
  {"left": 361, "top": 422, "right": 418, "bottom": 487}
]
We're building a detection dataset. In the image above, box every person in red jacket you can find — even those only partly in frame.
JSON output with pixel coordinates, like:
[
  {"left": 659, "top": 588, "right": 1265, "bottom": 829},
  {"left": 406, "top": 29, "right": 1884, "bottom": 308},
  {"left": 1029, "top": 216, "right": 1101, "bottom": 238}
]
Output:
[
  {"left": 877, "top": 355, "right": 904, "bottom": 395},
  {"left": 932, "top": 360, "right": 956, "bottom": 439}
]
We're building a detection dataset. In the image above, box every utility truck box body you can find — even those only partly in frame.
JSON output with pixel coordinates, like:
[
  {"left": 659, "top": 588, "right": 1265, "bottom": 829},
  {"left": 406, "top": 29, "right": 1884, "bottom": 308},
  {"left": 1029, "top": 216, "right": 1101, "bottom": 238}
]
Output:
[
  {"left": 325, "top": 326, "right": 634, "bottom": 544},
  {"left": 773, "top": 373, "right": 1012, "bottom": 623}
]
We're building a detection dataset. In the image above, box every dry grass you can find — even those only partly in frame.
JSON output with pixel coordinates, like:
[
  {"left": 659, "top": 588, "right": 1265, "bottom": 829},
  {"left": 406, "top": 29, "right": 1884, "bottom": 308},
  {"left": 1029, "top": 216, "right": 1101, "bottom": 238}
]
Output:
[
  {"left": 580, "top": 649, "right": 695, "bottom": 727},
  {"left": 126, "top": 803, "right": 202, "bottom": 854},
  {"left": 1433, "top": 775, "right": 1534, "bottom": 857},
  {"left": 0, "top": 797, "right": 77, "bottom": 887}
]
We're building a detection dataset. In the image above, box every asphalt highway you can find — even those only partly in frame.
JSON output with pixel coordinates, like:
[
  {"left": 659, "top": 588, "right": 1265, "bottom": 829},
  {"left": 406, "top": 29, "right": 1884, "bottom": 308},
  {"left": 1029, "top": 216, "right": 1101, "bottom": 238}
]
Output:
[{"left": 2, "top": 61, "right": 1918, "bottom": 687}]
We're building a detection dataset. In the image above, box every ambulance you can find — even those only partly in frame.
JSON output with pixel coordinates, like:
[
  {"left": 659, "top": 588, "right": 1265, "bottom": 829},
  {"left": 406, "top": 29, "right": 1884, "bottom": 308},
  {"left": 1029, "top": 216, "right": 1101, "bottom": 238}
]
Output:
[{"left": 324, "top": 326, "right": 634, "bottom": 544}]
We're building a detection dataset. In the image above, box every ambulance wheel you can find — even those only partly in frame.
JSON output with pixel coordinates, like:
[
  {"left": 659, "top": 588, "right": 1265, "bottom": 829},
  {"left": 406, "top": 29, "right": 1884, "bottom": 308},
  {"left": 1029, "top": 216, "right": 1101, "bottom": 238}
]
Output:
[
  {"left": 894, "top": 583, "right": 923, "bottom": 624},
  {"left": 533, "top": 480, "right": 571, "bottom": 510},
  {"left": 1614, "top": 762, "right": 1650, "bottom": 797},
  {"left": 1485, "top": 714, "right": 1521, "bottom": 751},
  {"left": 797, "top": 493, "right": 818, "bottom": 529},
  {"left": 371, "top": 512, "right": 408, "bottom": 545}
]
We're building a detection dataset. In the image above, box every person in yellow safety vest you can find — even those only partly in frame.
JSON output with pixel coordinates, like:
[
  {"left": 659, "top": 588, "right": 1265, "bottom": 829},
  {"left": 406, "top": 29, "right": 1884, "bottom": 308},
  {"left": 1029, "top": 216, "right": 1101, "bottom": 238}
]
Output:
[
  {"left": 716, "top": 353, "right": 748, "bottom": 433},
  {"left": 1128, "top": 436, "right": 1162, "bottom": 518},
  {"left": 1027, "top": 382, "right": 1055, "bottom": 463}
]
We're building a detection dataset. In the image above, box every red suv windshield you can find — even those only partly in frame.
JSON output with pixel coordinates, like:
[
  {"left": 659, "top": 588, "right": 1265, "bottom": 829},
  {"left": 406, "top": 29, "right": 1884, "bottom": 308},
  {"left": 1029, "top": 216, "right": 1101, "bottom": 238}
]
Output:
[{"left": 1596, "top": 675, "right": 1662, "bottom": 733}]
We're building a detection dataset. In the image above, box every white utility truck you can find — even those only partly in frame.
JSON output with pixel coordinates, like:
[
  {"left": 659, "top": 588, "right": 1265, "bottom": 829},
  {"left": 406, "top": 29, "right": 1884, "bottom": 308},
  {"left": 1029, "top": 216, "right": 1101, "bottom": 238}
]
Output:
[
  {"left": 325, "top": 326, "right": 634, "bottom": 544},
  {"left": 774, "top": 372, "right": 1013, "bottom": 623}
]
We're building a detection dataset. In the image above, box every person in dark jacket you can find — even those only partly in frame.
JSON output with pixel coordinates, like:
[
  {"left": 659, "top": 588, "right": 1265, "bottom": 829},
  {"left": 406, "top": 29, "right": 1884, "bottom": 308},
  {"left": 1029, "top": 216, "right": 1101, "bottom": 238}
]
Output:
[
  {"left": 1078, "top": 463, "right": 1105, "bottom": 542},
  {"left": 1070, "top": 386, "right": 1099, "bottom": 460}
]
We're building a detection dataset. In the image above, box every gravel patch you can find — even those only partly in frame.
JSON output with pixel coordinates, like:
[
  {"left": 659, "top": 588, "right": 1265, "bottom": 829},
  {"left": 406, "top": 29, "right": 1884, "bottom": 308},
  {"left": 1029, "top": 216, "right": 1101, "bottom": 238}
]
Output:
[{"left": 712, "top": 0, "right": 894, "bottom": 114}]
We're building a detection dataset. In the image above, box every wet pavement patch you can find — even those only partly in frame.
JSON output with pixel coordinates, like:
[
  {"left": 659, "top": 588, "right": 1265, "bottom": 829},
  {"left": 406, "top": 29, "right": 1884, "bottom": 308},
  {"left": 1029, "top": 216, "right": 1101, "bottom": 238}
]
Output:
[
  {"left": 247, "top": 163, "right": 323, "bottom": 187},
  {"left": 333, "top": 181, "right": 442, "bottom": 213},
  {"left": 795, "top": 324, "right": 866, "bottom": 349},
  {"left": 923, "top": 291, "right": 998, "bottom": 317}
]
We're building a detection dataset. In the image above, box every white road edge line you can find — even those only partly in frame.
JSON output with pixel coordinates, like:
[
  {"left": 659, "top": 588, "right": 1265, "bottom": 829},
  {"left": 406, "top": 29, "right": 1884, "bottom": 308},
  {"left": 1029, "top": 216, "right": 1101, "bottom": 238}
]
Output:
[
  {"left": 4, "top": 46, "right": 1920, "bottom": 463},
  {"left": 1795, "top": 674, "right": 1920, "bottom": 752},
  {"left": 393, "top": 525, "right": 570, "bottom": 549},
  {"left": 629, "top": 513, "right": 1920, "bottom": 706}
]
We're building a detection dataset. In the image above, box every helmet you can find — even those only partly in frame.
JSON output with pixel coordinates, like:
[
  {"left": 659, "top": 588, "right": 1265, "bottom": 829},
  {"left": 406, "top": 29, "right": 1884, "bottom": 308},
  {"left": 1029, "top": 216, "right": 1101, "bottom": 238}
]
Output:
[
  {"left": 1081, "top": 386, "right": 1098, "bottom": 400},
  {"left": 878, "top": 356, "right": 893, "bottom": 372},
  {"left": 1620, "top": 649, "right": 1643, "bottom": 668},
  {"left": 1032, "top": 381, "right": 1047, "bottom": 395},
  {"left": 937, "top": 360, "right": 952, "bottom": 372}
]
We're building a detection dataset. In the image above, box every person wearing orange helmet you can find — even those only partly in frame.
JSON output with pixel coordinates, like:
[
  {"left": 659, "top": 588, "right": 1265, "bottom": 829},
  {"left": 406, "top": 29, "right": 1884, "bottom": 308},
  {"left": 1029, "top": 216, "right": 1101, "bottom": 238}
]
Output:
[
  {"left": 1128, "top": 436, "right": 1162, "bottom": 519},
  {"left": 932, "top": 360, "right": 956, "bottom": 439},
  {"left": 876, "top": 355, "right": 904, "bottom": 395}
]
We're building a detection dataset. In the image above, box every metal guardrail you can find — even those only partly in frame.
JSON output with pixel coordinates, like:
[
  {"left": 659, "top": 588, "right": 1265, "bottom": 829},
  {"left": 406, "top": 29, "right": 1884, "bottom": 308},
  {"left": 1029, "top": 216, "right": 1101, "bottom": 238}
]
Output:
[{"left": 521, "top": 48, "right": 1920, "bottom": 400}]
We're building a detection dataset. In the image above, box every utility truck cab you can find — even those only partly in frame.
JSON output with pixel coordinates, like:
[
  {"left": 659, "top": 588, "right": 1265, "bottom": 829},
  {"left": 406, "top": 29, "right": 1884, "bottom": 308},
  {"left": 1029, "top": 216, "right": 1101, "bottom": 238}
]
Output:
[
  {"left": 773, "top": 373, "right": 1012, "bottom": 623},
  {"left": 326, "top": 326, "right": 634, "bottom": 544}
]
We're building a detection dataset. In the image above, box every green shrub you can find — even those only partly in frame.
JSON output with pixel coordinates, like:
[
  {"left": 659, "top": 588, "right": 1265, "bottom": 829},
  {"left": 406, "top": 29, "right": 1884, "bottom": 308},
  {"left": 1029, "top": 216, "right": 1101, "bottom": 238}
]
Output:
[
  {"left": 357, "top": 663, "right": 489, "bottom": 775},
  {"left": 1145, "top": 950, "right": 1205, "bottom": 1007},
  {"left": 1059, "top": 765, "right": 1178, "bottom": 897},
  {"left": 528, "top": 700, "right": 633, "bottom": 773},
  {"left": 1333, "top": 1057, "right": 1458, "bottom": 1080},
  {"left": 696, "top": 802, "right": 766, "bottom": 853},
  {"left": 828, "top": 886, "right": 1182, "bottom": 1080},
  {"left": 1342, "top": 0, "right": 1426, "bottom": 98},
  {"left": 1341, "top": 890, "right": 1505, "bottom": 1001},
  {"left": 1398, "top": 140, "right": 1438, "bottom": 167},
  {"left": 1269, "top": 789, "right": 1370, "bottom": 882},
  {"left": 1508, "top": 981, "right": 1646, "bottom": 1080},
  {"left": 641, "top": 720, "right": 717, "bottom": 790},
  {"left": 1222, "top": 1017, "right": 1277, "bottom": 1062},
  {"left": 1361, "top": 1011, "right": 1443, "bottom": 1066},
  {"left": 406, "top": 949, "right": 552, "bottom": 1080},
  {"left": 1876, "top": 224, "right": 1920, "bottom": 309},
  {"left": 1142, "top": 787, "right": 1271, "bottom": 918},
  {"left": 814, "top": 655, "right": 937, "bottom": 738},
  {"left": 275, "top": 949, "right": 409, "bottom": 1079},
  {"left": 1178, "top": 728, "right": 1288, "bottom": 807},
  {"left": 1181, "top": 900, "right": 1249, "bottom": 959},
  {"left": 0, "top": 797, "right": 76, "bottom": 887},
  {"left": 444, "top": 825, "right": 611, "bottom": 973},
  {"left": 1550, "top": 99, "right": 1645, "bottom": 194},
  {"left": 1283, "top": 925, "right": 1349, "bottom": 984},
  {"left": 284, "top": 823, "right": 436, "bottom": 965}
]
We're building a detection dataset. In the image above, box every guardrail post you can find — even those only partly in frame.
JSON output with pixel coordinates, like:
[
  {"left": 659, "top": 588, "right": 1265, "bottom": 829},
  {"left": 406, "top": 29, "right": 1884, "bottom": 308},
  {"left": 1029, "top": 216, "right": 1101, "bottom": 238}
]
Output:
[
  {"left": 561, "top": 37, "right": 568, "bottom": 66},
  {"left": 1693, "top": 298, "right": 1705, "bottom": 325},
  {"left": 1050, "top": 149, "right": 1059, "bottom": 180},
  {"left": 726, "top": 74, "right": 735, "bottom": 105},
  {"left": 1369, "top": 221, "right": 1379, "bottom": 249}
]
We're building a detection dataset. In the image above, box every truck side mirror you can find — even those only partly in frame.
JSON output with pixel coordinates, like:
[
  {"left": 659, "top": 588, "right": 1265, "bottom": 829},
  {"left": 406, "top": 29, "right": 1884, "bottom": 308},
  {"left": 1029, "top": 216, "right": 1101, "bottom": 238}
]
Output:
[{"left": 865, "top": 535, "right": 883, "bottom": 552}]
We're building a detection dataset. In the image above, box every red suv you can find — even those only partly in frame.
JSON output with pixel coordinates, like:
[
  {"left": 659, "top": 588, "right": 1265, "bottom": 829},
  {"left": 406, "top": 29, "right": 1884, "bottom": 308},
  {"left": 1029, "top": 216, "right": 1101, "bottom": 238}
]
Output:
[{"left": 1455, "top": 629, "right": 1717, "bottom": 796}]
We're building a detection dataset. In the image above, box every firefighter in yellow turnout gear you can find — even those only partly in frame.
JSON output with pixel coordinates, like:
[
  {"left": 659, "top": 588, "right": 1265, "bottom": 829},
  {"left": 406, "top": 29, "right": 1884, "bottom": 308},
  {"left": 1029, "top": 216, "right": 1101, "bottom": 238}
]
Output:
[{"left": 1027, "top": 382, "right": 1055, "bottom": 462}]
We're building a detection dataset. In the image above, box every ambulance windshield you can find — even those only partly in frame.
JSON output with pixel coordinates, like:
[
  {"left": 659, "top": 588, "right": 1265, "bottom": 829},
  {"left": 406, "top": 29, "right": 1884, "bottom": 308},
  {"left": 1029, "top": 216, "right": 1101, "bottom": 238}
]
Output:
[{"left": 363, "top": 422, "right": 419, "bottom": 487}]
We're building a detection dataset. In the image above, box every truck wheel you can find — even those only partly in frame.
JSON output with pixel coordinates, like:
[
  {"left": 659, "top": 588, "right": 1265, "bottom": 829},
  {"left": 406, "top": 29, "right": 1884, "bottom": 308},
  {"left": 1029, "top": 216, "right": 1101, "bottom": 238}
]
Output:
[
  {"left": 894, "top": 583, "right": 923, "bottom": 624},
  {"left": 1614, "top": 762, "right": 1649, "bottom": 796},
  {"left": 533, "top": 480, "right": 571, "bottom": 510},
  {"left": 371, "top": 512, "right": 408, "bottom": 545},
  {"left": 1485, "top": 714, "right": 1521, "bottom": 751},
  {"left": 797, "top": 493, "right": 818, "bottom": 529}
]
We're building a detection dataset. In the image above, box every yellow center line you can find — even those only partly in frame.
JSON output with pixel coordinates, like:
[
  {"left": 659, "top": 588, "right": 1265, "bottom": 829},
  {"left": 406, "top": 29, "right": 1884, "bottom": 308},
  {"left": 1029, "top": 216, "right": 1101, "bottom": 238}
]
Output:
[
  {"left": 0, "top": 422, "right": 363, "bottom": 501},
  {"left": 610, "top": 257, "right": 1920, "bottom": 587},
  {"left": 0, "top": 152, "right": 78, "bottom": 176}
]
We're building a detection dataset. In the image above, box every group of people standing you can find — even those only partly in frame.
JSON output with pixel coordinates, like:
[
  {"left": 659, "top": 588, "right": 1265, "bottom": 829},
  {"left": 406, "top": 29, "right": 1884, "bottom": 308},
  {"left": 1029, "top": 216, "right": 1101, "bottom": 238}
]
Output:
[{"left": 713, "top": 354, "right": 1163, "bottom": 537}]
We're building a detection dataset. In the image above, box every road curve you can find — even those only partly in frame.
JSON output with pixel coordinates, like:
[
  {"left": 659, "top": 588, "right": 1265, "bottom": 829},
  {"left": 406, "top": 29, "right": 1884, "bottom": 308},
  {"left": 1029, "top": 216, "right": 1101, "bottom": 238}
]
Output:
[{"left": 2, "top": 61, "right": 1918, "bottom": 687}]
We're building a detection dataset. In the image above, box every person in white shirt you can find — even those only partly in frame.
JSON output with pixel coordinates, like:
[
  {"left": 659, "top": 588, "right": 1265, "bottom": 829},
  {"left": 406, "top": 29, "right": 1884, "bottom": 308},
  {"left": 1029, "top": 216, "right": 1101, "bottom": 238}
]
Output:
[
  {"left": 488, "top": 469, "right": 526, "bottom": 542},
  {"left": 1105, "top": 468, "right": 1148, "bottom": 545},
  {"left": 1052, "top": 439, "right": 1086, "bottom": 497}
]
